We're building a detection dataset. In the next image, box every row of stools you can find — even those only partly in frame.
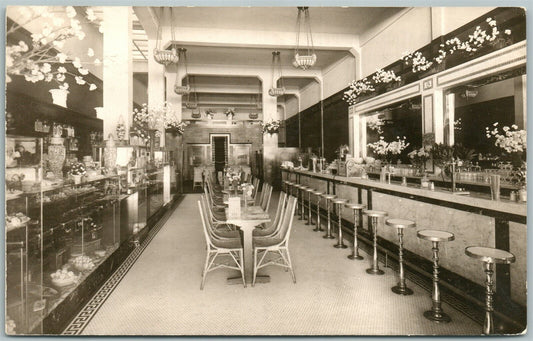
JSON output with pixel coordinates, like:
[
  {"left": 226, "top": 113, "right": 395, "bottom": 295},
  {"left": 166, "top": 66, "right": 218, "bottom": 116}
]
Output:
[{"left": 283, "top": 179, "right": 516, "bottom": 335}]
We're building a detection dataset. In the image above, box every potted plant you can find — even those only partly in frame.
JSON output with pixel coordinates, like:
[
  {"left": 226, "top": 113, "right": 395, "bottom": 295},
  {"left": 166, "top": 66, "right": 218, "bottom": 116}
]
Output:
[
  {"left": 430, "top": 143, "right": 455, "bottom": 181},
  {"left": 225, "top": 108, "right": 235, "bottom": 120}
]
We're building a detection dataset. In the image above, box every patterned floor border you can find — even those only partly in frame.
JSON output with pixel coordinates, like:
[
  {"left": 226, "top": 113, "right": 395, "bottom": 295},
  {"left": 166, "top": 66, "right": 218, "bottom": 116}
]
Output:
[{"left": 61, "top": 199, "right": 180, "bottom": 335}]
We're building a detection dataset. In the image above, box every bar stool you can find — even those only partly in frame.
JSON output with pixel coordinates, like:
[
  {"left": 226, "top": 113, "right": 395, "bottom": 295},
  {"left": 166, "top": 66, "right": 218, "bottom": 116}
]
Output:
[
  {"left": 293, "top": 184, "right": 304, "bottom": 218},
  {"left": 304, "top": 187, "right": 315, "bottom": 226},
  {"left": 312, "top": 190, "right": 324, "bottom": 232},
  {"left": 345, "top": 202, "right": 366, "bottom": 260},
  {"left": 417, "top": 229, "right": 455, "bottom": 323},
  {"left": 386, "top": 218, "right": 416, "bottom": 295},
  {"left": 298, "top": 185, "right": 308, "bottom": 220},
  {"left": 332, "top": 198, "right": 348, "bottom": 248},
  {"left": 321, "top": 193, "right": 337, "bottom": 239},
  {"left": 363, "top": 209, "right": 388, "bottom": 275},
  {"left": 465, "top": 246, "right": 515, "bottom": 335}
]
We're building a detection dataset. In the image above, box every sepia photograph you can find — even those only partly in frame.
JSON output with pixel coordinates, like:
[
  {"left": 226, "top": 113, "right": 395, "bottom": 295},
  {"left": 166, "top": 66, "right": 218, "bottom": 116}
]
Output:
[{"left": 3, "top": 3, "right": 528, "bottom": 336}]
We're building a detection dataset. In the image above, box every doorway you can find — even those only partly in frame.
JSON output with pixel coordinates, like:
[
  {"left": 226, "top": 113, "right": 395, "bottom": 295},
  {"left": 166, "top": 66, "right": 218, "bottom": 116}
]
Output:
[{"left": 211, "top": 134, "right": 229, "bottom": 183}]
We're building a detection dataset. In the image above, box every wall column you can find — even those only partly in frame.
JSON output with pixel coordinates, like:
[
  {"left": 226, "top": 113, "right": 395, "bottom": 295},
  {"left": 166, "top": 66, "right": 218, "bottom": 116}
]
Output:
[
  {"left": 102, "top": 7, "right": 132, "bottom": 139},
  {"left": 262, "top": 73, "right": 278, "bottom": 184},
  {"left": 147, "top": 39, "right": 167, "bottom": 147}
]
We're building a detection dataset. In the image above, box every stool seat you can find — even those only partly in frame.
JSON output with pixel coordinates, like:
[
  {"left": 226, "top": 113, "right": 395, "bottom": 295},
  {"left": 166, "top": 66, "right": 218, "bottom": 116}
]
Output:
[
  {"left": 284, "top": 180, "right": 293, "bottom": 185},
  {"left": 465, "top": 246, "right": 515, "bottom": 264},
  {"left": 305, "top": 188, "right": 315, "bottom": 193},
  {"left": 299, "top": 185, "right": 309, "bottom": 190},
  {"left": 345, "top": 202, "right": 365, "bottom": 210},
  {"left": 332, "top": 198, "right": 348, "bottom": 205},
  {"left": 312, "top": 190, "right": 324, "bottom": 196},
  {"left": 321, "top": 194, "right": 336, "bottom": 200},
  {"left": 363, "top": 209, "right": 388, "bottom": 218},
  {"left": 417, "top": 229, "right": 454, "bottom": 242},
  {"left": 294, "top": 184, "right": 303, "bottom": 189},
  {"left": 386, "top": 218, "right": 416, "bottom": 229}
]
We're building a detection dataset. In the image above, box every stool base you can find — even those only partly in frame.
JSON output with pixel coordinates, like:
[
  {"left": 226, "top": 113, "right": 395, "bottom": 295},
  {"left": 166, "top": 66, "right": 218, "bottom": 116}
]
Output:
[
  {"left": 348, "top": 254, "right": 364, "bottom": 260},
  {"left": 366, "top": 268, "right": 384, "bottom": 275},
  {"left": 323, "top": 235, "right": 335, "bottom": 239},
  {"left": 392, "top": 285, "right": 413, "bottom": 296},
  {"left": 423, "top": 310, "right": 451, "bottom": 323},
  {"left": 313, "top": 227, "right": 323, "bottom": 232},
  {"left": 334, "top": 243, "right": 348, "bottom": 249}
]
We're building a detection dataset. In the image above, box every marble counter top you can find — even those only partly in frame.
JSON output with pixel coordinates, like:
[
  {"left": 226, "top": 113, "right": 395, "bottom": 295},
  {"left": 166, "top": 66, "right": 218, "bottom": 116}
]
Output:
[{"left": 282, "top": 168, "right": 527, "bottom": 218}]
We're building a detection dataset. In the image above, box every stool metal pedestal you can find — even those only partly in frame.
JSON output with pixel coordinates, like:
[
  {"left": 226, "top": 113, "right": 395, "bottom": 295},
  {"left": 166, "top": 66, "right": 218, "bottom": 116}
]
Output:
[
  {"left": 332, "top": 198, "right": 348, "bottom": 248},
  {"left": 305, "top": 188, "right": 315, "bottom": 226},
  {"left": 417, "top": 229, "right": 455, "bottom": 323},
  {"left": 346, "top": 203, "right": 365, "bottom": 260},
  {"left": 386, "top": 218, "right": 416, "bottom": 295},
  {"left": 312, "top": 191, "right": 324, "bottom": 232},
  {"left": 322, "top": 194, "right": 337, "bottom": 239},
  {"left": 465, "top": 246, "right": 516, "bottom": 335},
  {"left": 298, "top": 185, "right": 308, "bottom": 220},
  {"left": 363, "top": 210, "right": 388, "bottom": 275}
]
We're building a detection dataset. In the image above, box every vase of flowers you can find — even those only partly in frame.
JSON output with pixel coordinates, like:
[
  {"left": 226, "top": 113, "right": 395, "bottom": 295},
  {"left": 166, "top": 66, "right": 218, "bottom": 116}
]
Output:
[
  {"left": 337, "top": 144, "right": 350, "bottom": 161},
  {"left": 69, "top": 162, "right": 86, "bottom": 184},
  {"left": 367, "top": 136, "right": 410, "bottom": 166},
  {"left": 408, "top": 146, "right": 431, "bottom": 175}
]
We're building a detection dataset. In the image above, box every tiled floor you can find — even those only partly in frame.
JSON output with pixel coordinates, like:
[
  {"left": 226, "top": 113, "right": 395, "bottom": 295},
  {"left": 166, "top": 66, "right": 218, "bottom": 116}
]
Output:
[{"left": 79, "top": 193, "right": 482, "bottom": 335}]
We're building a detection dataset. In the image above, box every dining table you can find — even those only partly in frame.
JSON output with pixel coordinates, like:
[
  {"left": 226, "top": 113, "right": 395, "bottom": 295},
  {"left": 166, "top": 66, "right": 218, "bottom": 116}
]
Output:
[{"left": 225, "top": 205, "right": 270, "bottom": 286}]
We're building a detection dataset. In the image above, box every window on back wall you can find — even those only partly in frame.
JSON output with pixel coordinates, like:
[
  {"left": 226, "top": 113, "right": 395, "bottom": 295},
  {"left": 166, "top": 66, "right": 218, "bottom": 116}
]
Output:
[{"left": 365, "top": 97, "right": 422, "bottom": 164}]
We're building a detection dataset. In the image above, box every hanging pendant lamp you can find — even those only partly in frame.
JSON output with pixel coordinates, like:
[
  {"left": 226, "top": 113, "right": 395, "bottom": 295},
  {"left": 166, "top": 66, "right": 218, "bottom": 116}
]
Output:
[
  {"left": 185, "top": 74, "right": 198, "bottom": 109},
  {"left": 153, "top": 7, "right": 179, "bottom": 66},
  {"left": 268, "top": 51, "right": 285, "bottom": 97},
  {"left": 293, "top": 7, "right": 316, "bottom": 70},
  {"left": 174, "top": 48, "right": 191, "bottom": 95}
]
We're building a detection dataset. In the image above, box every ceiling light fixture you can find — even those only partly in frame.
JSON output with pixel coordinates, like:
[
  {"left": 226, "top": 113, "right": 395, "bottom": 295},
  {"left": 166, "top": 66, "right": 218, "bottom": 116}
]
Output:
[
  {"left": 174, "top": 48, "right": 191, "bottom": 95},
  {"left": 268, "top": 51, "right": 285, "bottom": 97},
  {"left": 153, "top": 7, "right": 179, "bottom": 65},
  {"left": 293, "top": 7, "right": 316, "bottom": 70}
]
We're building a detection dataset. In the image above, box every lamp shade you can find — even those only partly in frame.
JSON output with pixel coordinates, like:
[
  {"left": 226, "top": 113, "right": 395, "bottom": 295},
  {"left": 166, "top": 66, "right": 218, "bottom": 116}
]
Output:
[
  {"left": 268, "top": 87, "right": 285, "bottom": 97},
  {"left": 174, "top": 85, "right": 191, "bottom": 95},
  {"left": 293, "top": 53, "right": 317, "bottom": 70},
  {"left": 153, "top": 48, "right": 179, "bottom": 66}
]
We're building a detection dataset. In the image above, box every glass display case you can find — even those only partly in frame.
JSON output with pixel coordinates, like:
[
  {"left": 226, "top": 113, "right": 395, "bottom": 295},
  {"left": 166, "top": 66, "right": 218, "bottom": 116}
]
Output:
[{"left": 6, "top": 135, "right": 123, "bottom": 334}]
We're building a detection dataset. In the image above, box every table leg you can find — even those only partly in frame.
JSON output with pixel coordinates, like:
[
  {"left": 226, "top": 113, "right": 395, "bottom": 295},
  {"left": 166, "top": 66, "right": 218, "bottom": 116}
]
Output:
[{"left": 228, "top": 223, "right": 270, "bottom": 286}]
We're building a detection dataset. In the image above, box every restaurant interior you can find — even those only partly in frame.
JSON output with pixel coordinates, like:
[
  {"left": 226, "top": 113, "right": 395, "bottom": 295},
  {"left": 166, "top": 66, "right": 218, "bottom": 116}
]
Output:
[{"left": 4, "top": 5, "right": 527, "bottom": 336}]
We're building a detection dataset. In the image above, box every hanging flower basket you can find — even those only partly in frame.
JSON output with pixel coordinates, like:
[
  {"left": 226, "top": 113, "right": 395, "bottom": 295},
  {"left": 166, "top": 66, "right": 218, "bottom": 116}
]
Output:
[
  {"left": 262, "top": 120, "right": 281, "bottom": 134},
  {"left": 186, "top": 102, "right": 198, "bottom": 109},
  {"left": 165, "top": 121, "right": 187, "bottom": 136},
  {"left": 293, "top": 53, "right": 317, "bottom": 70},
  {"left": 191, "top": 110, "right": 201, "bottom": 118},
  {"left": 153, "top": 48, "right": 179, "bottom": 66},
  {"left": 174, "top": 84, "right": 190, "bottom": 95},
  {"left": 249, "top": 112, "right": 259, "bottom": 120},
  {"left": 268, "top": 87, "right": 285, "bottom": 97}
]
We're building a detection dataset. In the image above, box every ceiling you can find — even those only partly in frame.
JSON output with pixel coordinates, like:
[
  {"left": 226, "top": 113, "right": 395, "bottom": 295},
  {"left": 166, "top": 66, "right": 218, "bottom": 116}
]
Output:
[{"left": 132, "top": 6, "right": 404, "bottom": 112}]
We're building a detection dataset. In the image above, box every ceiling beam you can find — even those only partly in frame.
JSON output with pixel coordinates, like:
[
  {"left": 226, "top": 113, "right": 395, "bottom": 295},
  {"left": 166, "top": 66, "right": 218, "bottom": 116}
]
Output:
[{"left": 133, "top": 7, "right": 159, "bottom": 39}]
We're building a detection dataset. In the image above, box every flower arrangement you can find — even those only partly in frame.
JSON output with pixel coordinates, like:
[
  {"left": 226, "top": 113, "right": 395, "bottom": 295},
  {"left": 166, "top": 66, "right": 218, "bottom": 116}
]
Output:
[
  {"left": 262, "top": 119, "right": 281, "bottom": 134},
  {"left": 405, "top": 17, "right": 511, "bottom": 71},
  {"left": 343, "top": 78, "right": 375, "bottom": 105},
  {"left": 6, "top": 6, "right": 102, "bottom": 90},
  {"left": 372, "top": 69, "right": 401, "bottom": 84},
  {"left": 408, "top": 146, "right": 431, "bottom": 171},
  {"left": 366, "top": 115, "right": 384, "bottom": 134},
  {"left": 224, "top": 108, "right": 235, "bottom": 118},
  {"left": 165, "top": 121, "right": 187, "bottom": 135},
  {"left": 69, "top": 162, "right": 86, "bottom": 176},
  {"left": 239, "top": 183, "right": 254, "bottom": 198},
  {"left": 485, "top": 123, "right": 527, "bottom": 154},
  {"left": 402, "top": 51, "right": 434, "bottom": 73},
  {"left": 367, "top": 136, "right": 410, "bottom": 163},
  {"left": 205, "top": 109, "right": 215, "bottom": 119}
]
